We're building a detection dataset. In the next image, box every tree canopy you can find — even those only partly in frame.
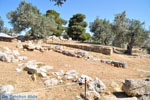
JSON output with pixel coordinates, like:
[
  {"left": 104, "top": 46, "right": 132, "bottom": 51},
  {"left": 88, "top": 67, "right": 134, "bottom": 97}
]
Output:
[
  {"left": 125, "top": 19, "right": 149, "bottom": 54},
  {"left": 7, "top": 1, "right": 56, "bottom": 38},
  {"left": 50, "top": 0, "right": 66, "bottom": 6},
  {"left": 90, "top": 17, "right": 113, "bottom": 45},
  {"left": 0, "top": 16, "right": 4, "bottom": 32},
  {"left": 67, "top": 13, "right": 89, "bottom": 41},
  {"left": 112, "top": 11, "right": 128, "bottom": 48},
  {"left": 46, "top": 10, "right": 67, "bottom": 36}
]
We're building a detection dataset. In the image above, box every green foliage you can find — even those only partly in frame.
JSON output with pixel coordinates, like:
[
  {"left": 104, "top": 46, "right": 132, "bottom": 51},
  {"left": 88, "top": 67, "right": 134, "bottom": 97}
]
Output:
[
  {"left": 112, "top": 11, "right": 128, "bottom": 48},
  {"left": 7, "top": 1, "right": 56, "bottom": 38},
  {"left": 90, "top": 17, "right": 113, "bottom": 45},
  {"left": 26, "top": 15, "right": 56, "bottom": 38},
  {"left": 50, "top": 0, "right": 66, "bottom": 6},
  {"left": 125, "top": 19, "right": 149, "bottom": 54},
  {"left": 46, "top": 10, "right": 67, "bottom": 36},
  {"left": 68, "top": 13, "right": 89, "bottom": 41},
  {"left": 79, "top": 33, "right": 91, "bottom": 41},
  {"left": 0, "top": 16, "right": 4, "bottom": 32}
]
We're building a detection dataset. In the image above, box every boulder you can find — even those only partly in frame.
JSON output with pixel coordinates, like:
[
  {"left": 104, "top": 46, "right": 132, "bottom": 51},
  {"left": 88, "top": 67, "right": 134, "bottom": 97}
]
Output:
[
  {"left": 122, "top": 79, "right": 150, "bottom": 97},
  {"left": 62, "top": 50, "right": 76, "bottom": 57},
  {"left": 88, "top": 77, "right": 106, "bottom": 93},
  {"left": 80, "top": 91, "right": 100, "bottom": 100},
  {"left": 51, "top": 70, "right": 64, "bottom": 76},
  {"left": 76, "top": 51, "right": 88, "bottom": 57},
  {"left": 41, "top": 65, "right": 53, "bottom": 70},
  {"left": 55, "top": 45, "right": 63, "bottom": 50},
  {"left": 0, "top": 52, "right": 14, "bottom": 62},
  {"left": 77, "top": 74, "right": 92, "bottom": 84},
  {"left": 12, "top": 50, "right": 20, "bottom": 56},
  {"left": 17, "top": 56, "right": 28, "bottom": 61},
  {"left": 24, "top": 64, "right": 38, "bottom": 74},
  {"left": 16, "top": 68, "right": 22, "bottom": 72},
  {"left": 25, "top": 60, "right": 44, "bottom": 67},
  {"left": 64, "top": 70, "right": 78, "bottom": 80},
  {"left": 44, "top": 78, "right": 58, "bottom": 86},
  {"left": 23, "top": 43, "right": 35, "bottom": 51},
  {"left": 37, "top": 72, "right": 47, "bottom": 77},
  {"left": 16, "top": 44, "right": 23, "bottom": 49},
  {"left": 0, "top": 52, "right": 7, "bottom": 62},
  {"left": 111, "top": 61, "right": 128, "bottom": 68},
  {"left": 3, "top": 47, "right": 11, "bottom": 52}
]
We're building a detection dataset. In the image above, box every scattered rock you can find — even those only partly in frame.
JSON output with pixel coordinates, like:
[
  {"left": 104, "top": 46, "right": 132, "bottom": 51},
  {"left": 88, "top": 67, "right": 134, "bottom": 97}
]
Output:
[
  {"left": 37, "top": 72, "right": 47, "bottom": 77},
  {"left": 52, "top": 70, "right": 64, "bottom": 76},
  {"left": 76, "top": 51, "right": 88, "bottom": 57},
  {"left": 0, "top": 52, "right": 8, "bottom": 62},
  {"left": 16, "top": 44, "right": 23, "bottom": 49},
  {"left": 64, "top": 70, "right": 78, "bottom": 80},
  {"left": 44, "top": 78, "right": 58, "bottom": 86},
  {"left": 16, "top": 68, "right": 22, "bottom": 72},
  {"left": 55, "top": 45, "right": 63, "bottom": 50},
  {"left": 12, "top": 50, "right": 20, "bottom": 56},
  {"left": 41, "top": 65, "right": 53, "bottom": 70},
  {"left": 17, "top": 56, "right": 28, "bottom": 61},
  {"left": 88, "top": 77, "right": 106, "bottom": 93},
  {"left": 80, "top": 91, "right": 100, "bottom": 100},
  {"left": 18, "top": 63, "right": 24, "bottom": 66},
  {"left": 24, "top": 64, "right": 38, "bottom": 74},
  {"left": 77, "top": 74, "right": 92, "bottom": 84}
]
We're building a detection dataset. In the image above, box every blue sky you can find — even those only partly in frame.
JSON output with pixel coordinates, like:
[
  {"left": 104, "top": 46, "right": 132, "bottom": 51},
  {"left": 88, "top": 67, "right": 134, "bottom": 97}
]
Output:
[{"left": 0, "top": 0, "right": 150, "bottom": 34}]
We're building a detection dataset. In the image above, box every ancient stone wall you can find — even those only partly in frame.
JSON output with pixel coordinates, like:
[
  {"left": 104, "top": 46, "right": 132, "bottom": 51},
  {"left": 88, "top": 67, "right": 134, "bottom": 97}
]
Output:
[{"left": 50, "top": 43, "right": 113, "bottom": 55}]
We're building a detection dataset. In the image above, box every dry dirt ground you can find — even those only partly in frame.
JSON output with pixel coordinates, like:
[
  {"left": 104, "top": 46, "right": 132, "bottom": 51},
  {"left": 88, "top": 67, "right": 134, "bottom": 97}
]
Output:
[{"left": 0, "top": 40, "right": 150, "bottom": 100}]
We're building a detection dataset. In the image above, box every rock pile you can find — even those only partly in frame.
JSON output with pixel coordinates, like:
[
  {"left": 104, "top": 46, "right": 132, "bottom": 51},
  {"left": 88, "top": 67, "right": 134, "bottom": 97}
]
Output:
[
  {"left": 77, "top": 75, "right": 106, "bottom": 100},
  {"left": 23, "top": 60, "right": 53, "bottom": 78},
  {"left": 0, "top": 47, "right": 28, "bottom": 63}
]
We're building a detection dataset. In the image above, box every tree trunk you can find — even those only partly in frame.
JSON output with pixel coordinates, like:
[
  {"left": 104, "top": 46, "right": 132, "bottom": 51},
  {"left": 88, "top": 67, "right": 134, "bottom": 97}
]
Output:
[
  {"left": 104, "top": 38, "right": 108, "bottom": 45},
  {"left": 127, "top": 44, "right": 133, "bottom": 55}
]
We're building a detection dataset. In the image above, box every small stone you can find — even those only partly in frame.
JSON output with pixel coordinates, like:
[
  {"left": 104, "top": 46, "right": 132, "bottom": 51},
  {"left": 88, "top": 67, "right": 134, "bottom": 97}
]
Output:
[
  {"left": 41, "top": 65, "right": 53, "bottom": 70},
  {"left": 16, "top": 68, "right": 22, "bottom": 72},
  {"left": 44, "top": 78, "right": 58, "bottom": 86}
]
